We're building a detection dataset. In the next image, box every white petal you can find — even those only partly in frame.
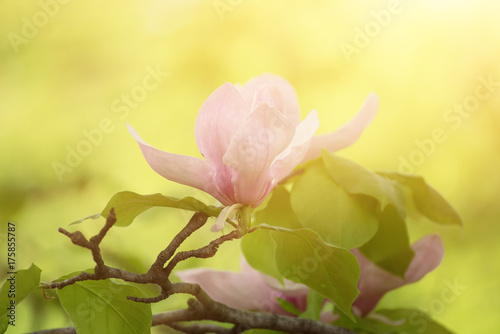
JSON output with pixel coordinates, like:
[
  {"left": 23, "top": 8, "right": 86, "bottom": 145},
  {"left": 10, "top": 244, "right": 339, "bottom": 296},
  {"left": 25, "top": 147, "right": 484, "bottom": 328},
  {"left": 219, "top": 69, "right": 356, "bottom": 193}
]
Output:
[
  {"left": 211, "top": 203, "right": 243, "bottom": 232},
  {"left": 271, "top": 109, "right": 320, "bottom": 182}
]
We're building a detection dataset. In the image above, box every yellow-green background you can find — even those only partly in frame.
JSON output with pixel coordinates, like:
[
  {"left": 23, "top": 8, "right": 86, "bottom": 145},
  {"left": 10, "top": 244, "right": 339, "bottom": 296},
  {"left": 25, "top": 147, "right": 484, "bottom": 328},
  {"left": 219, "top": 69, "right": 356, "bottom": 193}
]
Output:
[{"left": 1, "top": 0, "right": 499, "bottom": 333}]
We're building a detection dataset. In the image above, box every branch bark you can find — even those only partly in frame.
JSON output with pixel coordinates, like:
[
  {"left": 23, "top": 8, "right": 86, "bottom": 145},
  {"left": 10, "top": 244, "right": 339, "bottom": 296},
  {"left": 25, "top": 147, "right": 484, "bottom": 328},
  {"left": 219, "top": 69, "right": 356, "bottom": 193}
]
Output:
[
  {"left": 38, "top": 209, "right": 355, "bottom": 334},
  {"left": 30, "top": 304, "right": 354, "bottom": 334}
]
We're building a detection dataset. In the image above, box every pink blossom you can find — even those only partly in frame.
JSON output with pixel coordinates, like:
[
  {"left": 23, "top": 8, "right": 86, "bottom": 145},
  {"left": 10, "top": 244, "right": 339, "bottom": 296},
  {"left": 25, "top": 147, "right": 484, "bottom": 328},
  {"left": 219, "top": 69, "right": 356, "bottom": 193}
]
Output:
[
  {"left": 352, "top": 234, "right": 444, "bottom": 316},
  {"left": 128, "top": 74, "right": 378, "bottom": 208},
  {"left": 176, "top": 235, "right": 444, "bottom": 319},
  {"left": 176, "top": 257, "right": 309, "bottom": 316}
]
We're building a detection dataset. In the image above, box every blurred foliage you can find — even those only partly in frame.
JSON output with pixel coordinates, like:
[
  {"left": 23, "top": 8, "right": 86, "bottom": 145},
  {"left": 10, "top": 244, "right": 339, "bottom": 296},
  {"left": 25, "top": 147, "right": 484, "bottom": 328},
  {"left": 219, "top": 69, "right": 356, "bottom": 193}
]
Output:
[{"left": 0, "top": 0, "right": 499, "bottom": 333}]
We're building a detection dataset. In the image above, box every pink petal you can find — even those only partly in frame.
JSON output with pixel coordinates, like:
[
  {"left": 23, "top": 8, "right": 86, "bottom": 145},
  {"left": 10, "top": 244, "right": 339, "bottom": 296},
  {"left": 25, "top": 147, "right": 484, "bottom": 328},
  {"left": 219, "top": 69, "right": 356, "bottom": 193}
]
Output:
[
  {"left": 239, "top": 73, "right": 302, "bottom": 125},
  {"left": 248, "top": 84, "right": 276, "bottom": 111},
  {"left": 404, "top": 234, "right": 445, "bottom": 283},
  {"left": 271, "top": 109, "right": 320, "bottom": 182},
  {"left": 250, "top": 258, "right": 309, "bottom": 299},
  {"left": 302, "top": 93, "right": 379, "bottom": 162},
  {"left": 176, "top": 265, "right": 276, "bottom": 312},
  {"left": 352, "top": 249, "right": 401, "bottom": 317},
  {"left": 223, "top": 102, "right": 296, "bottom": 206},
  {"left": 353, "top": 234, "right": 444, "bottom": 316},
  {"left": 241, "top": 256, "right": 277, "bottom": 284},
  {"left": 242, "top": 258, "right": 309, "bottom": 314},
  {"left": 128, "top": 124, "right": 230, "bottom": 204},
  {"left": 195, "top": 82, "right": 250, "bottom": 166},
  {"left": 321, "top": 311, "right": 340, "bottom": 323}
]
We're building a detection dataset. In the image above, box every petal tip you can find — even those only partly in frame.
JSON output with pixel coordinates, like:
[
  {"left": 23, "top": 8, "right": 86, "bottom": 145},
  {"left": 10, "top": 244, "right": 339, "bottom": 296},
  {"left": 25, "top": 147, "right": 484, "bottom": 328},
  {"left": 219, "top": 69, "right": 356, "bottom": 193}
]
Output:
[
  {"left": 362, "top": 92, "right": 380, "bottom": 121},
  {"left": 210, "top": 223, "right": 223, "bottom": 233},
  {"left": 127, "top": 123, "right": 141, "bottom": 140}
]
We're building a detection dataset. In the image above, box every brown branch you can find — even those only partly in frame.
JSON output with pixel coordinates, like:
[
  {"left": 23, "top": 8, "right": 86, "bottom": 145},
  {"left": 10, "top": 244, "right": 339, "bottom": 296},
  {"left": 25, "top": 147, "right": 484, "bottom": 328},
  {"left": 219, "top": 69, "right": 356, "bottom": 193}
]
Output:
[
  {"left": 30, "top": 305, "right": 354, "bottom": 334},
  {"left": 163, "top": 229, "right": 242, "bottom": 277},
  {"left": 156, "top": 284, "right": 354, "bottom": 334},
  {"left": 29, "top": 300, "right": 354, "bottom": 334},
  {"left": 149, "top": 212, "right": 209, "bottom": 272},
  {"left": 28, "top": 329, "right": 76, "bottom": 334},
  {"left": 45, "top": 272, "right": 95, "bottom": 290},
  {"left": 56, "top": 208, "right": 117, "bottom": 272},
  {"left": 167, "top": 322, "right": 233, "bottom": 334},
  {"left": 38, "top": 209, "right": 355, "bottom": 334}
]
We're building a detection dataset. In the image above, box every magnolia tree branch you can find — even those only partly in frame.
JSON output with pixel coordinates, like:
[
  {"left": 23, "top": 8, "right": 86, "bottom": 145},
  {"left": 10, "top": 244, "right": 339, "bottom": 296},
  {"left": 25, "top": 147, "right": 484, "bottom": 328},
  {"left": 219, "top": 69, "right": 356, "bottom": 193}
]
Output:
[
  {"left": 32, "top": 301, "right": 353, "bottom": 334},
  {"left": 38, "top": 209, "right": 354, "bottom": 334}
]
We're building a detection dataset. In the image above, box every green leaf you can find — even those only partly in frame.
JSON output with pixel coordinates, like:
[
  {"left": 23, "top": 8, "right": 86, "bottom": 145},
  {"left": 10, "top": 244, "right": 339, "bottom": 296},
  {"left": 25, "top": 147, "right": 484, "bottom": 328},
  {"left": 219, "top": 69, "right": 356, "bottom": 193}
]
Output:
[
  {"left": 299, "top": 289, "right": 324, "bottom": 321},
  {"left": 241, "top": 229, "right": 283, "bottom": 284},
  {"left": 254, "top": 186, "right": 302, "bottom": 230},
  {"left": 319, "top": 153, "right": 416, "bottom": 277},
  {"left": 57, "top": 279, "right": 152, "bottom": 334},
  {"left": 377, "top": 172, "right": 462, "bottom": 226},
  {"left": 263, "top": 225, "right": 359, "bottom": 320},
  {"left": 290, "top": 159, "right": 378, "bottom": 249},
  {"left": 0, "top": 317, "right": 6, "bottom": 333},
  {"left": 242, "top": 186, "right": 303, "bottom": 284},
  {"left": 359, "top": 206, "right": 415, "bottom": 278},
  {"left": 275, "top": 298, "right": 301, "bottom": 316},
  {"left": 0, "top": 264, "right": 41, "bottom": 331},
  {"left": 72, "top": 191, "right": 222, "bottom": 227},
  {"left": 375, "top": 308, "right": 454, "bottom": 333},
  {"left": 322, "top": 152, "right": 406, "bottom": 219},
  {"left": 241, "top": 186, "right": 302, "bottom": 284},
  {"left": 333, "top": 308, "right": 454, "bottom": 334}
]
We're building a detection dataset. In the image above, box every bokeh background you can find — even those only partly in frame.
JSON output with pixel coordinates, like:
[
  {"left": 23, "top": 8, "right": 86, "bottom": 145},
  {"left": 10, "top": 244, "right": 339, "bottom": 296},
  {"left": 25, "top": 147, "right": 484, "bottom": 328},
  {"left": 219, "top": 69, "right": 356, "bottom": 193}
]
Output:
[{"left": 1, "top": 0, "right": 499, "bottom": 333}]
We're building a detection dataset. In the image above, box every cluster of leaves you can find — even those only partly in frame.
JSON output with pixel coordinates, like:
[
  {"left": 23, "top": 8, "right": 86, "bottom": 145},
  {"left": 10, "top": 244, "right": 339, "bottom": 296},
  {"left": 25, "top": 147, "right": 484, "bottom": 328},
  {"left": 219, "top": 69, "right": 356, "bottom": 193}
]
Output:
[
  {"left": 274, "top": 290, "right": 452, "bottom": 334},
  {"left": 242, "top": 151, "right": 461, "bottom": 331},
  {"left": 0, "top": 152, "right": 461, "bottom": 334}
]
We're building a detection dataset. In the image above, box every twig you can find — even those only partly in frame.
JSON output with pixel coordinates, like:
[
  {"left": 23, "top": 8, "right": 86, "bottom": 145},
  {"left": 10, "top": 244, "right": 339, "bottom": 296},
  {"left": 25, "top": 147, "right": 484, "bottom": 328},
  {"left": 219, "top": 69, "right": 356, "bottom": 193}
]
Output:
[
  {"left": 29, "top": 304, "right": 354, "bottom": 334},
  {"left": 38, "top": 209, "right": 355, "bottom": 334},
  {"left": 163, "top": 229, "right": 241, "bottom": 277},
  {"left": 168, "top": 322, "right": 233, "bottom": 334},
  {"left": 28, "top": 329, "right": 76, "bottom": 334},
  {"left": 149, "top": 212, "right": 209, "bottom": 272}
]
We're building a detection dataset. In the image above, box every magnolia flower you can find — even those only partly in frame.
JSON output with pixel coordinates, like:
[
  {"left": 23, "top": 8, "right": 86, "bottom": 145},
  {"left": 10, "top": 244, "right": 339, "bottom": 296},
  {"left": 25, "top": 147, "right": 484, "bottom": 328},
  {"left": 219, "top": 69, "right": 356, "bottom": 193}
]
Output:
[
  {"left": 176, "top": 257, "right": 310, "bottom": 316},
  {"left": 352, "top": 234, "right": 444, "bottom": 316},
  {"left": 176, "top": 235, "right": 444, "bottom": 320},
  {"left": 128, "top": 74, "right": 378, "bottom": 213}
]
